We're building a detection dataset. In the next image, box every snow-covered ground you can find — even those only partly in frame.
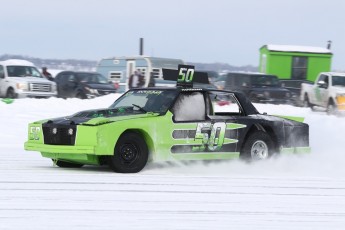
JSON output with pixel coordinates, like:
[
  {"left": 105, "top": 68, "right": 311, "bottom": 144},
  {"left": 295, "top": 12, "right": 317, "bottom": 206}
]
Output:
[{"left": 1, "top": 94, "right": 345, "bottom": 230}]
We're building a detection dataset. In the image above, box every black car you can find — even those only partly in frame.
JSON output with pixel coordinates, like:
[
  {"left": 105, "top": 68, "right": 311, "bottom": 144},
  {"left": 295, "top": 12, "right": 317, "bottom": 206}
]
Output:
[
  {"left": 54, "top": 71, "right": 117, "bottom": 99},
  {"left": 216, "top": 72, "right": 293, "bottom": 104}
]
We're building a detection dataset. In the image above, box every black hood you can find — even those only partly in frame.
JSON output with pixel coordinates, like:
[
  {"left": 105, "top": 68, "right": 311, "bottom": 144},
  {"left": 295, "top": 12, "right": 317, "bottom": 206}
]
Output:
[
  {"left": 44, "top": 107, "right": 143, "bottom": 125},
  {"left": 82, "top": 82, "right": 116, "bottom": 91}
]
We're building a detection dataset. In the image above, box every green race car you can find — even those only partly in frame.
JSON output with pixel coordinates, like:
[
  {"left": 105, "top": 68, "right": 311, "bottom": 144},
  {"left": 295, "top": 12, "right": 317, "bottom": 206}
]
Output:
[{"left": 24, "top": 66, "right": 310, "bottom": 173}]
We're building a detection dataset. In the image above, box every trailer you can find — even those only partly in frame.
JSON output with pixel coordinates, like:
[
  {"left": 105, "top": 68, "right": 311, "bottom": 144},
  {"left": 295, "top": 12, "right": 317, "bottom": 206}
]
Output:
[{"left": 96, "top": 56, "right": 184, "bottom": 92}]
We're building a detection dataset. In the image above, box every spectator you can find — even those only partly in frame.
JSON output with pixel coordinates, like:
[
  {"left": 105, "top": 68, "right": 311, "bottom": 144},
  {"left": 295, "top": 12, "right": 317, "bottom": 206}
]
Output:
[
  {"left": 42, "top": 67, "right": 54, "bottom": 81},
  {"left": 137, "top": 70, "right": 146, "bottom": 87},
  {"left": 129, "top": 70, "right": 146, "bottom": 89}
]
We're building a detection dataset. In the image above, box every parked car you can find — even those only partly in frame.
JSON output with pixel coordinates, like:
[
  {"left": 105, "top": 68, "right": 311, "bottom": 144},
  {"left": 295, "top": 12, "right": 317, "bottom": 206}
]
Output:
[
  {"left": 0, "top": 59, "right": 57, "bottom": 98},
  {"left": 54, "top": 71, "right": 117, "bottom": 99},
  {"left": 279, "top": 79, "right": 313, "bottom": 107},
  {"left": 216, "top": 72, "right": 293, "bottom": 104},
  {"left": 301, "top": 72, "right": 345, "bottom": 115},
  {"left": 24, "top": 66, "right": 310, "bottom": 173}
]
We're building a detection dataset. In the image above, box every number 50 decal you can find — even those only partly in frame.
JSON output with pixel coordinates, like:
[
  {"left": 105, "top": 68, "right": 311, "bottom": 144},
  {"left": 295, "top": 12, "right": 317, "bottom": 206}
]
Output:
[
  {"left": 178, "top": 67, "right": 194, "bottom": 82},
  {"left": 177, "top": 64, "right": 195, "bottom": 85},
  {"left": 195, "top": 122, "right": 226, "bottom": 151}
]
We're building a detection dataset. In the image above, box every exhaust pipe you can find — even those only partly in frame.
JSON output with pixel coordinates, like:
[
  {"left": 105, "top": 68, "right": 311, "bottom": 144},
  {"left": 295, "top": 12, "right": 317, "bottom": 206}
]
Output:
[{"left": 140, "top": 38, "right": 144, "bottom": 55}]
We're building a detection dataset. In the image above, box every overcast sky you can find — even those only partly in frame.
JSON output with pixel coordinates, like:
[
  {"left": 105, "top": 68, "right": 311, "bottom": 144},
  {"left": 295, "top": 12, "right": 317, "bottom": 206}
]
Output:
[{"left": 2, "top": 0, "right": 345, "bottom": 70}]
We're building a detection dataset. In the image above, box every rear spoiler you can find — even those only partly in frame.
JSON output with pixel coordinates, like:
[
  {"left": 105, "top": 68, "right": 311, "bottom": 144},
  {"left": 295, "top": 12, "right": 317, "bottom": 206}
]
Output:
[{"left": 162, "top": 68, "right": 210, "bottom": 85}]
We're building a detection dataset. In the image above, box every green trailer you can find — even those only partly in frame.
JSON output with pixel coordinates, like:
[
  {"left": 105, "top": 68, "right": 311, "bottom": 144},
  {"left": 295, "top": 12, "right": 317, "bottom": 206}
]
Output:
[{"left": 259, "top": 44, "right": 332, "bottom": 82}]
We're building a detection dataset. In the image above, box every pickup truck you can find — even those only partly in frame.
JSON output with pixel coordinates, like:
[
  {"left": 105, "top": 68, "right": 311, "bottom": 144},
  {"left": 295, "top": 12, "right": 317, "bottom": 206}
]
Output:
[
  {"left": 0, "top": 59, "right": 57, "bottom": 98},
  {"left": 300, "top": 72, "right": 345, "bottom": 114},
  {"left": 215, "top": 72, "right": 294, "bottom": 104}
]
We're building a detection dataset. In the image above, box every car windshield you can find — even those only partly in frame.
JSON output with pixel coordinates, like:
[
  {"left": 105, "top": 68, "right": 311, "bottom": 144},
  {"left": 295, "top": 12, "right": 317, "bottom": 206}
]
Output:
[
  {"left": 251, "top": 75, "right": 279, "bottom": 87},
  {"left": 332, "top": 76, "right": 345, "bottom": 87},
  {"left": 7, "top": 66, "right": 43, "bottom": 78},
  {"left": 109, "top": 89, "right": 178, "bottom": 114},
  {"left": 77, "top": 73, "right": 108, "bottom": 84}
]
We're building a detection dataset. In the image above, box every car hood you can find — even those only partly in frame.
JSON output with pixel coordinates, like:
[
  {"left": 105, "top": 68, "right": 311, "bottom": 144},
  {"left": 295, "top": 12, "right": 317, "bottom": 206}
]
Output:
[
  {"left": 43, "top": 108, "right": 159, "bottom": 126},
  {"left": 83, "top": 83, "right": 116, "bottom": 90},
  {"left": 9, "top": 77, "right": 55, "bottom": 84}
]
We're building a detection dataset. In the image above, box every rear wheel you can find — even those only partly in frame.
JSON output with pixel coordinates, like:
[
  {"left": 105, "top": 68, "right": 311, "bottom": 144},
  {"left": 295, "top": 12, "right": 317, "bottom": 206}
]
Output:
[
  {"left": 53, "top": 160, "right": 84, "bottom": 168},
  {"left": 108, "top": 132, "right": 148, "bottom": 173},
  {"left": 241, "top": 131, "right": 275, "bottom": 160}
]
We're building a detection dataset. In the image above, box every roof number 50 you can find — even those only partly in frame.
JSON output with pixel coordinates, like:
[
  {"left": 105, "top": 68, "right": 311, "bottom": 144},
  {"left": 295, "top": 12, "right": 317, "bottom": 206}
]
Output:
[{"left": 178, "top": 68, "right": 194, "bottom": 83}]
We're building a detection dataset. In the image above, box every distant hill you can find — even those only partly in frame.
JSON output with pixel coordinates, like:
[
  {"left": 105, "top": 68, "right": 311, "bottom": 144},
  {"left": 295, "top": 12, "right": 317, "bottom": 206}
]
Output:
[
  {"left": 0, "top": 54, "right": 258, "bottom": 73},
  {"left": 186, "top": 62, "right": 258, "bottom": 73},
  {"left": 0, "top": 54, "right": 97, "bottom": 71}
]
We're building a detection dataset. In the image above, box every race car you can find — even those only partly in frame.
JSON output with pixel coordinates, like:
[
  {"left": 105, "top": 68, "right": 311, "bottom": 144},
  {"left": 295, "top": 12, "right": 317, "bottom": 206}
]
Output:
[{"left": 24, "top": 65, "right": 310, "bottom": 173}]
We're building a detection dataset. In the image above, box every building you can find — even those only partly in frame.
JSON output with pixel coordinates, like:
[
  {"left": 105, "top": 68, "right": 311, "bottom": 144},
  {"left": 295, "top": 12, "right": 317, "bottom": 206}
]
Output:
[{"left": 259, "top": 44, "right": 332, "bottom": 82}]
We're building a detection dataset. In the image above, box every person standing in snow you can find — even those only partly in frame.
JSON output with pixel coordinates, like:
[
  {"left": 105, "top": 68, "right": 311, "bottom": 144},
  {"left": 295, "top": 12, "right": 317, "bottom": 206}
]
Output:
[
  {"left": 42, "top": 67, "right": 54, "bottom": 81},
  {"left": 128, "top": 70, "right": 140, "bottom": 89}
]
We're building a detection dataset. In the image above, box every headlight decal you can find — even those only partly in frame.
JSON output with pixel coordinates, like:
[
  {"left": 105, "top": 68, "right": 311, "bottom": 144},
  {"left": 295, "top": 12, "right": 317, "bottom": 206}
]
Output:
[{"left": 29, "top": 126, "right": 41, "bottom": 140}]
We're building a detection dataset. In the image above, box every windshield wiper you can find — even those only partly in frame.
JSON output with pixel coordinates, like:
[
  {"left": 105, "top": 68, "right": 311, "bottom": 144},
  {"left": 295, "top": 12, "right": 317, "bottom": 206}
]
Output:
[{"left": 132, "top": 104, "right": 147, "bottom": 113}]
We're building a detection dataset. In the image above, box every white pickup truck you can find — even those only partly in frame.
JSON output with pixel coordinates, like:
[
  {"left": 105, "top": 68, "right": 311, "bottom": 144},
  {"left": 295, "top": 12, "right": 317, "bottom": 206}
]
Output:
[
  {"left": 300, "top": 72, "right": 345, "bottom": 114},
  {"left": 0, "top": 59, "right": 57, "bottom": 98}
]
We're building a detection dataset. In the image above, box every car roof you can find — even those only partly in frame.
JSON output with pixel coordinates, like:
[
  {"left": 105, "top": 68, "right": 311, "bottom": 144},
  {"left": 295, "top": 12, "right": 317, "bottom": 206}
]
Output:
[
  {"left": 57, "top": 71, "right": 100, "bottom": 74},
  {"left": 226, "top": 72, "right": 277, "bottom": 77},
  {"left": 129, "top": 87, "right": 259, "bottom": 115}
]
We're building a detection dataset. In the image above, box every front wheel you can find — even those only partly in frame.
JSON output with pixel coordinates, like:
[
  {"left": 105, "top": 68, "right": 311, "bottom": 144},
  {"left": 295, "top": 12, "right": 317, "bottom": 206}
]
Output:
[
  {"left": 6, "top": 88, "right": 17, "bottom": 99},
  {"left": 108, "top": 132, "right": 148, "bottom": 173},
  {"left": 76, "top": 92, "right": 87, "bottom": 99},
  {"left": 303, "top": 94, "right": 316, "bottom": 111},
  {"left": 240, "top": 131, "right": 275, "bottom": 160}
]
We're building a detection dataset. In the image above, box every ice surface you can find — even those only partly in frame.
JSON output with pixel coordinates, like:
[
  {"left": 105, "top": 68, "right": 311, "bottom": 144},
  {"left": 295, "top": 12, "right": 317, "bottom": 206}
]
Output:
[{"left": 1, "top": 94, "right": 345, "bottom": 230}]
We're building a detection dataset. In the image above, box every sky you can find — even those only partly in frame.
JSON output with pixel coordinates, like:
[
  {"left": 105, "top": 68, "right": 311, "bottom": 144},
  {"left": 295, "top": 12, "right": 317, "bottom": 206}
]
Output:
[
  {"left": 1, "top": 94, "right": 345, "bottom": 229},
  {"left": 2, "top": 0, "right": 345, "bottom": 70}
]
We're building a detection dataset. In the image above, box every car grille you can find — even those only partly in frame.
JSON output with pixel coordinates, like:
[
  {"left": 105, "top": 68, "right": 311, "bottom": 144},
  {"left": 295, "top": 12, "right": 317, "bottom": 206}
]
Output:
[
  {"left": 30, "top": 83, "right": 51, "bottom": 92},
  {"left": 43, "top": 125, "right": 76, "bottom": 145}
]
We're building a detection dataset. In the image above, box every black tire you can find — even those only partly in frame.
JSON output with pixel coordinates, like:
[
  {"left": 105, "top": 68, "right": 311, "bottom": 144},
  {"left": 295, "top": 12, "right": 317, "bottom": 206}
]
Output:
[
  {"left": 240, "top": 131, "right": 275, "bottom": 160},
  {"left": 108, "top": 132, "right": 148, "bottom": 173},
  {"left": 76, "top": 92, "right": 86, "bottom": 99},
  {"left": 53, "top": 159, "right": 84, "bottom": 168},
  {"left": 327, "top": 100, "right": 337, "bottom": 115},
  {"left": 6, "top": 88, "right": 16, "bottom": 99},
  {"left": 303, "top": 94, "right": 315, "bottom": 111}
]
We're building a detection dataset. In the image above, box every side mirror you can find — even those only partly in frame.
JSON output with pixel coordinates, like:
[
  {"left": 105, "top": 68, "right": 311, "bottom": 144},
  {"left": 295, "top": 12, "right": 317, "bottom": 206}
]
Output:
[
  {"left": 317, "top": 80, "right": 328, "bottom": 88},
  {"left": 0, "top": 72, "right": 4, "bottom": 78}
]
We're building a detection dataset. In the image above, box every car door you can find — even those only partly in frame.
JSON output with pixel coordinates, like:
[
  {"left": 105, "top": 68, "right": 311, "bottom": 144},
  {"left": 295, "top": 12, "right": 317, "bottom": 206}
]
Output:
[
  {"left": 206, "top": 90, "right": 247, "bottom": 152},
  {"left": 313, "top": 74, "right": 329, "bottom": 106},
  {"left": 168, "top": 90, "right": 245, "bottom": 159},
  {"left": 59, "top": 72, "right": 77, "bottom": 98}
]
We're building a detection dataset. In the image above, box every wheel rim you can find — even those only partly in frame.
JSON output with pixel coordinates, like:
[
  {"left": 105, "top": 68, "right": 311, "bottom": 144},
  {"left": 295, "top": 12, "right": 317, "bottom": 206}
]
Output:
[
  {"left": 250, "top": 140, "right": 269, "bottom": 160},
  {"left": 119, "top": 143, "right": 140, "bottom": 165}
]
